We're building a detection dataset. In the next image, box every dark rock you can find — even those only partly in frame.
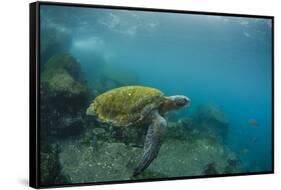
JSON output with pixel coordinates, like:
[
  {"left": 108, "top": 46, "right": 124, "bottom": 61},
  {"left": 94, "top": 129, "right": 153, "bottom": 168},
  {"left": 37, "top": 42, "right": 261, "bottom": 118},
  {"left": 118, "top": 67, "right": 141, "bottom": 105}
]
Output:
[
  {"left": 203, "top": 162, "right": 218, "bottom": 175},
  {"left": 40, "top": 144, "right": 69, "bottom": 185}
]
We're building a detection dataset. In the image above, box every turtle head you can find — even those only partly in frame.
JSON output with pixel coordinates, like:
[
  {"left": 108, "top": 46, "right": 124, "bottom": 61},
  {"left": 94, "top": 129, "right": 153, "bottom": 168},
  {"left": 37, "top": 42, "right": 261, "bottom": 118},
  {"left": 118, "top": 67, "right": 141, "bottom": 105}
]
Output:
[
  {"left": 169, "top": 95, "right": 190, "bottom": 108},
  {"left": 161, "top": 95, "right": 190, "bottom": 113}
]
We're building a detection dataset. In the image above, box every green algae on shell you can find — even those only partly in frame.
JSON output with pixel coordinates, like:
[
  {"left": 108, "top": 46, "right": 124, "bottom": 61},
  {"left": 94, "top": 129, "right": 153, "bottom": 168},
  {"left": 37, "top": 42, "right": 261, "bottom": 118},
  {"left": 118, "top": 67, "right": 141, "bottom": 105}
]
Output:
[{"left": 86, "top": 86, "right": 165, "bottom": 127}]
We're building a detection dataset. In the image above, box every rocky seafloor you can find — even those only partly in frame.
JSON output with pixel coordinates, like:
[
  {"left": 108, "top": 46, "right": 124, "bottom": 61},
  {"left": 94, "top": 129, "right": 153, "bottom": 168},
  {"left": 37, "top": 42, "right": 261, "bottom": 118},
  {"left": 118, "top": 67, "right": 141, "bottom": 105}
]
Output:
[{"left": 39, "top": 26, "right": 244, "bottom": 186}]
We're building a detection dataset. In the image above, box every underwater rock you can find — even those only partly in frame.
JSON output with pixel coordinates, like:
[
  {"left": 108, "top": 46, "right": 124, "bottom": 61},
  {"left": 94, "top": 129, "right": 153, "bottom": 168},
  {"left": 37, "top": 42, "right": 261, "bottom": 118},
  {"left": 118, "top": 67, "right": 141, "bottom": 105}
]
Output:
[
  {"left": 164, "top": 116, "right": 196, "bottom": 141},
  {"left": 166, "top": 121, "right": 190, "bottom": 141},
  {"left": 81, "top": 124, "right": 147, "bottom": 148},
  {"left": 195, "top": 104, "right": 229, "bottom": 127},
  {"left": 80, "top": 126, "right": 111, "bottom": 148},
  {"left": 92, "top": 127, "right": 106, "bottom": 136},
  {"left": 59, "top": 131, "right": 243, "bottom": 182},
  {"left": 203, "top": 162, "right": 218, "bottom": 175},
  {"left": 40, "top": 53, "right": 89, "bottom": 137},
  {"left": 59, "top": 141, "right": 141, "bottom": 183},
  {"left": 40, "top": 26, "right": 72, "bottom": 65},
  {"left": 166, "top": 112, "right": 181, "bottom": 122},
  {"left": 193, "top": 104, "right": 229, "bottom": 140},
  {"left": 59, "top": 116, "right": 85, "bottom": 136},
  {"left": 143, "top": 137, "right": 243, "bottom": 177},
  {"left": 179, "top": 117, "right": 193, "bottom": 127},
  {"left": 40, "top": 144, "right": 69, "bottom": 185},
  {"left": 41, "top": 53, "right": 86, "bottom": 93},
  {"left": 224, "top": 158, "right": 243, "bottom": 173}
]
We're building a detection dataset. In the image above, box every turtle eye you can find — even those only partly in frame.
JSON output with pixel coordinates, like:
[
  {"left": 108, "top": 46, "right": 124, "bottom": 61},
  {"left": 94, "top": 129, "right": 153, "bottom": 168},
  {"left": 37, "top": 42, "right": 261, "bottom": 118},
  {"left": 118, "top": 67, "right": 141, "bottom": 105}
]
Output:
[
  {"left": 176, "top": 97, "right": 190, "bottom": 106},
  {"left": 176, "top": 98, "right": 185, "bottom": 106}
]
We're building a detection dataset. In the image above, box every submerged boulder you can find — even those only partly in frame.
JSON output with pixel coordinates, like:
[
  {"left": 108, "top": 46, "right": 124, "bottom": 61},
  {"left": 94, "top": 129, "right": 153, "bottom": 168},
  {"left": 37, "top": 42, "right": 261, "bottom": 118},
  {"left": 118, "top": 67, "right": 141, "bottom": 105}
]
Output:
[
  {"left": 59, "top": 141, "right": 141, "bottom": 183},
  {"left": 40, "top": 144, "right": 69, "bottom": 186},
  {"left": 193, "top": 104, "right": 229, "bottom": 139},
  {"left": 143, "top": 137, "right": 242, "bottom": 177},
  {"left": 195, "top": 104, "right": 229, "bottom": 127},
  {"left": 58, "top": 131, "right": 243, "bottom": 183},
  {"left": 40, "top": 53, "right": 89, "bottom": 137}
]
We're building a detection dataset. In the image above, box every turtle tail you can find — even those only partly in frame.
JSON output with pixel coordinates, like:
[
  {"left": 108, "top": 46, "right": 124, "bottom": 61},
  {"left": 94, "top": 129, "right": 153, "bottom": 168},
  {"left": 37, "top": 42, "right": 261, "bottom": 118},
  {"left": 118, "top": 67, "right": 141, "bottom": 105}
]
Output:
[{"left": 133, "top": 111, "right": 166, "bottom": 176}]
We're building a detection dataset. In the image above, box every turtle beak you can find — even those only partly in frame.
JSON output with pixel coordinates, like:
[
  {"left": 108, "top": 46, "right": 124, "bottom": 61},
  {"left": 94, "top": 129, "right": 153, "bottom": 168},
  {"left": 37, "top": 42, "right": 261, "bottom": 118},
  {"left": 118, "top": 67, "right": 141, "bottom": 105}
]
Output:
[
  {"left": 184, "top": 97, "right": 190, "bottom": 107},
  {"left": 181, "top": 96, "right": 190, "bottom": 107}
]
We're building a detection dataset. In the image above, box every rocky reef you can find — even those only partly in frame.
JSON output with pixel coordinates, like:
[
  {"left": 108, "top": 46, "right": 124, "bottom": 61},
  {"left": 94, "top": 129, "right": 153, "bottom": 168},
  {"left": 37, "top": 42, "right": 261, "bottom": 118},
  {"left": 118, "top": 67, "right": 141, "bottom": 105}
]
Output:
[
  {"left": 40, "top": 53, "right": 89, "bottom": 137},
  {"left": 58, "top": 125, "right": 242, "bottom": 183},
  {"left": 59, "top": 141, "right": 140, "bottom": 183},
  {"left": 192, "top": 104, "right": 229, "bottom": 141}
]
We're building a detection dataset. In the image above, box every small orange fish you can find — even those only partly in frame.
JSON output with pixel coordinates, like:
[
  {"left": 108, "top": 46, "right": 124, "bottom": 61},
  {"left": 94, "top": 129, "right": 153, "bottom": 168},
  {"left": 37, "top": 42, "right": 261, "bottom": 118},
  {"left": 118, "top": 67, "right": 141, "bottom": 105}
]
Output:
[{"left": 248, "top": 119, "right": 259, "bottom": 127}]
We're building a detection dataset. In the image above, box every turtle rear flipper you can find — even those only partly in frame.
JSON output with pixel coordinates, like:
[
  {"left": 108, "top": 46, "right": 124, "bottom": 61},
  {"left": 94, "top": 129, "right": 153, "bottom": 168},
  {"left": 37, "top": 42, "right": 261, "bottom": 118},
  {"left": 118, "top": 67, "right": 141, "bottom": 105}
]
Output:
[{"left": 133, "top": 111, "right": 166, "bottom": 176}]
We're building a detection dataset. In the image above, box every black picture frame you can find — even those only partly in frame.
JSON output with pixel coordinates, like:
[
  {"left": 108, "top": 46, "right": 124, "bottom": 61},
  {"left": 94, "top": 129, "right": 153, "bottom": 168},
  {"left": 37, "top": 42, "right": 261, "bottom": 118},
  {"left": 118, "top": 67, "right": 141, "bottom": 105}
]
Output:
[{"left": 29, "top": 1, "right": 274, "bottom": 188}]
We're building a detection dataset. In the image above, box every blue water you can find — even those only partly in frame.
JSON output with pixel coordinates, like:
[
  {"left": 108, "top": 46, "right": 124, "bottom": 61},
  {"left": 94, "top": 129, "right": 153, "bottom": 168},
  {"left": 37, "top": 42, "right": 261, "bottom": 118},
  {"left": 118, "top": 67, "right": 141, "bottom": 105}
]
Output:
[{"left": 41, "top": 5, "right": 272, "bottom": 172}]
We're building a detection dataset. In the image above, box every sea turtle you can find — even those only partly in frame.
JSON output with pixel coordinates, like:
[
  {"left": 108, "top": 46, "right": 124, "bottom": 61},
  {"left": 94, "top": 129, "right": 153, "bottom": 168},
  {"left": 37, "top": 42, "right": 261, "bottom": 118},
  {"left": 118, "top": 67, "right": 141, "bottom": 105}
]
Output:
[{"left": 86, "top": 86, "right": 190, "bottom": 176}]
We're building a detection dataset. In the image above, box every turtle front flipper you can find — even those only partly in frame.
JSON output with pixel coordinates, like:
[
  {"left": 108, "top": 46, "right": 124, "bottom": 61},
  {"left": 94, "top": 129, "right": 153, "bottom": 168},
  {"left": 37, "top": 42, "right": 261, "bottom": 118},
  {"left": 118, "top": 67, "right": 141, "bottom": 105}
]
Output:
[{"left": 133, "top": 110, "right": 166, "bottom": 176}]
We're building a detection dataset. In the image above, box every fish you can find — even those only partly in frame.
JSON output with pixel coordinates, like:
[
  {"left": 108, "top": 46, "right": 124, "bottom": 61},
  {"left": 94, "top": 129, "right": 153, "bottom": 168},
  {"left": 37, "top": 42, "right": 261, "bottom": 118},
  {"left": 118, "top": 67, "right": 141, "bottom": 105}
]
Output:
[{"left": 248, "top": 119, "right": 259, "bottom": 127}]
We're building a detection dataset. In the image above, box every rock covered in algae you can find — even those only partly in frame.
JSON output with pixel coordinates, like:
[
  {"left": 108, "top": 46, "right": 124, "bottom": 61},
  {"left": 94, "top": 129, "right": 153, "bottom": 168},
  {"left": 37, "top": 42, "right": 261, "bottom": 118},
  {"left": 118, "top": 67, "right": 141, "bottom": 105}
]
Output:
[
  {"left": 58, "top": 128, "right": 243, "bottom": 182},
  {"left": 40, "top": 53, "right": 89, "bottom": 137},
  {"left": 59, "top": 141, "right": 141, "bottom": 183},
  {"left": 41, "top": 53, "right": 87, "bottom": 96},
  {"left": 144, "top": 137, "right": 242, "bottom": 177}
]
